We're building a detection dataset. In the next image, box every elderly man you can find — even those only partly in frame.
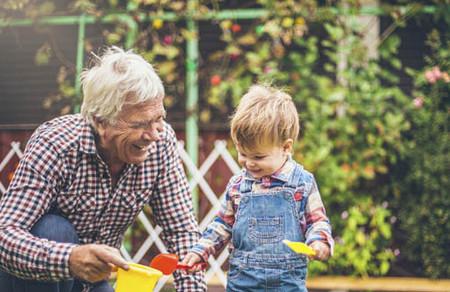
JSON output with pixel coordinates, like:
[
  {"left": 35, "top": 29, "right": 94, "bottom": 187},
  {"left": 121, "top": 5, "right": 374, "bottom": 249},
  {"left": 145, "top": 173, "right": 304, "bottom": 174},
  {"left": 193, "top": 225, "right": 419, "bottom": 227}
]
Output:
[{"left": 0, "top": 47, "right": 206, "bottom": 292}]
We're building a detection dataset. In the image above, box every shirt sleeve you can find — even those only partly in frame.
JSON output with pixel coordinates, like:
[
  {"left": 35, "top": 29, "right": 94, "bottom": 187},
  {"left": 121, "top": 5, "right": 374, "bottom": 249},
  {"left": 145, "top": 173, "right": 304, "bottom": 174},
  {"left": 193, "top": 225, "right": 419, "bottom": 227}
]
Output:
[
  {"left": 150, "top": 125, "right": 206, "bottom": 291},
  {"left": 189, "top": 183, "right": 235, "bottom": 262},
  {"left": 304, "top": 177, "right": 334, "bottom": 255},
  {"left": 0, "top": 134, "right": 75, "bottom": 281}
]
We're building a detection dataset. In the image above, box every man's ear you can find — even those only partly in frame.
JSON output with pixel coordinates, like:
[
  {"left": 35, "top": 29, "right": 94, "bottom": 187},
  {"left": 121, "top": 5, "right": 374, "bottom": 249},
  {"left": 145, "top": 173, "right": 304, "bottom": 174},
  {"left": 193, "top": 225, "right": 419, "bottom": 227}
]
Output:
[
  {"left": 283, "top": 139, "right": 294, "bottom": 154},
  {"left": 93, "top": 116, "right": 106, "bottom": 137}
]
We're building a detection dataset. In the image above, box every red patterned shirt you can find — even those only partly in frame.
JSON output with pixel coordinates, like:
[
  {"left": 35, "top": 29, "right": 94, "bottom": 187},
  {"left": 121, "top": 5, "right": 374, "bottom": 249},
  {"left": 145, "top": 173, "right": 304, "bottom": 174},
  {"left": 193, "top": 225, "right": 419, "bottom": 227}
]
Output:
[{"left": 0, "top": 114, "right": 206, "bottom": 291}]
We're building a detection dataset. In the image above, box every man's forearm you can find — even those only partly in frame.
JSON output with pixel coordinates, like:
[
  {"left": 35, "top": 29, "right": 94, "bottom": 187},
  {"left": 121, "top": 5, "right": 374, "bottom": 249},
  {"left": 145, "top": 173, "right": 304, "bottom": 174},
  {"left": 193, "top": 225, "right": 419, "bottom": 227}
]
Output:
[{"left": 0, "top": 227, "right": 74, "bottom": 281}]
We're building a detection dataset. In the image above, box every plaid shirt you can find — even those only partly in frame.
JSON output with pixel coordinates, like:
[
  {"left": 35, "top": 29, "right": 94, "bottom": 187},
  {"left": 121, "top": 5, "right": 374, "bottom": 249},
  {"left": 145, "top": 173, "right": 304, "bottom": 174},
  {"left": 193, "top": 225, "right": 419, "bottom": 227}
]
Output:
[
  {"left": 191, "top": 158, "right": 334, "bottom": 261},
  {"left": 0, "top": 114, "right": 206, "bottom": 291}
]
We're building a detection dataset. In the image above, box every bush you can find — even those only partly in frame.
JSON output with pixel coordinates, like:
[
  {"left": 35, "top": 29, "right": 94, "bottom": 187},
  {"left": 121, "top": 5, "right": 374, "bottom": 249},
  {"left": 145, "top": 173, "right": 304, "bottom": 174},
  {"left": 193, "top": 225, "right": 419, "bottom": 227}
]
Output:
[{"left": 387, "top": 28, "right": 449, "bottom": 278}]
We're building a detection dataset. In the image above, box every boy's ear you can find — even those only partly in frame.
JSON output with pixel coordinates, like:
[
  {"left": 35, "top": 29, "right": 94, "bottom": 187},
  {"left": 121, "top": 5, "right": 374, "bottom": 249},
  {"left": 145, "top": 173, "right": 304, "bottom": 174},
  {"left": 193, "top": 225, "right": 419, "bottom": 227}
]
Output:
[{"left": 283, "top": 139, "right": 294, "bottom": 153}]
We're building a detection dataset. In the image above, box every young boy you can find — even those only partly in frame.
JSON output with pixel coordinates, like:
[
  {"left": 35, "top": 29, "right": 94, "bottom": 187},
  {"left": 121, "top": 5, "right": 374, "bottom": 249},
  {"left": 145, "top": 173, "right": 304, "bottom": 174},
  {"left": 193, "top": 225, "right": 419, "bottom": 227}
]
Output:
[{"left": 182, "top": 85, "right": 334, "bottom": 291}]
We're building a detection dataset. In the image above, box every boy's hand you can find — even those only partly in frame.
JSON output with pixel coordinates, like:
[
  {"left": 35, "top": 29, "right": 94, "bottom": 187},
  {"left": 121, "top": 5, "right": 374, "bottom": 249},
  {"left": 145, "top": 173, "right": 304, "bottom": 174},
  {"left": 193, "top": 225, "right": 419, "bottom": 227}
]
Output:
[
  {"left": 309, "top": 241, "right": 330, "bottom": 261},
  {"left": 180, "top": 252, "right": 204, "bottom": 273}
]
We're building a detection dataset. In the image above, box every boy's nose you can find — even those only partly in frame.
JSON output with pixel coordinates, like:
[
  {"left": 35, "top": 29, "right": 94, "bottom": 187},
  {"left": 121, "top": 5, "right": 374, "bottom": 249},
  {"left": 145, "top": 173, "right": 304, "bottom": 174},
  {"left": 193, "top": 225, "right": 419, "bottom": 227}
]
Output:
[{"left": 246, "top": 161, "right": 256, "bottom": 168}]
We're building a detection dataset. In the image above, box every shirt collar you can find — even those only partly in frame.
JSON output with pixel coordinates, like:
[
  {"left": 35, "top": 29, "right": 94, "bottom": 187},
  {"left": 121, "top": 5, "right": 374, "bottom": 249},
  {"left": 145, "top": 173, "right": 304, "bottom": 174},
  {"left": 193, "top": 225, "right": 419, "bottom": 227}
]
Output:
[
  {"left": 243, "top": 155, "right": 295, "bottom": 183},
  {"left": 79, "top": 119, "right": 98, "bottom": 155}
]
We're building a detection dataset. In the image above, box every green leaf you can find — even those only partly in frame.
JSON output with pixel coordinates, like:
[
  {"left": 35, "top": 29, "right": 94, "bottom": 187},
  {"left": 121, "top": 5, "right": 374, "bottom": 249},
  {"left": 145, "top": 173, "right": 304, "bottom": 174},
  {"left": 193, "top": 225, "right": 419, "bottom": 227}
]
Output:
[{"left": 35, "top": 43, "right": 51, "bottom": 65}]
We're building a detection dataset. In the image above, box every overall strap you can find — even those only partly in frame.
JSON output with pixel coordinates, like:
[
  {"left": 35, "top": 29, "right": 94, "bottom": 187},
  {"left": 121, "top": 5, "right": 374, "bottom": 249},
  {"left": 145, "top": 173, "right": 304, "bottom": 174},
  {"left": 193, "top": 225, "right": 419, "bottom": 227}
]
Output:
[
  {"left": 239, "top": 176, "right": 254, "bottom": 193},
  {"left": 285, "top": 163, "right": 314, "bottom": 213},
  {"left": 285, "top": 163, "right": 305, "bottom": 189}
]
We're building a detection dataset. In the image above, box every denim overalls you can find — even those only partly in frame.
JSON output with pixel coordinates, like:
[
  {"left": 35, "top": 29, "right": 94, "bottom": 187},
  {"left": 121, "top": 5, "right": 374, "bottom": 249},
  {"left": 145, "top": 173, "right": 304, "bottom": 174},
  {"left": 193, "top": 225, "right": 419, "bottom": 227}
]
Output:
[{"left": 227, "top": 164, "right": 312, "bottom": 292}]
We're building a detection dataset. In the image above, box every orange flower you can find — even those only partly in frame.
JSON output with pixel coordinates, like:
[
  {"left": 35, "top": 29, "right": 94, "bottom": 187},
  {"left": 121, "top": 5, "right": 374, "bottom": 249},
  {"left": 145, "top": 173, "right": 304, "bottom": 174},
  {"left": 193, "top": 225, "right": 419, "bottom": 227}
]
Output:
[
  {"left": 341, "top": 163, "right": 351, "bottom": 173},
  {"left": 210, "top": 75, "right": 221, "bottom": 86},
  {"left": 231, "top": 24, "right": 241, "bottom": 33}
]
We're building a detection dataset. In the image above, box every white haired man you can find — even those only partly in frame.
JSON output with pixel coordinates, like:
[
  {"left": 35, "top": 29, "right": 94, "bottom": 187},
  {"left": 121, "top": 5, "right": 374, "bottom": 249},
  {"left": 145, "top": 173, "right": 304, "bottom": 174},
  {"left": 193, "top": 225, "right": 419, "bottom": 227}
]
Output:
[{"left": 0, "top": 47, "right": 206, "bottom": 292}]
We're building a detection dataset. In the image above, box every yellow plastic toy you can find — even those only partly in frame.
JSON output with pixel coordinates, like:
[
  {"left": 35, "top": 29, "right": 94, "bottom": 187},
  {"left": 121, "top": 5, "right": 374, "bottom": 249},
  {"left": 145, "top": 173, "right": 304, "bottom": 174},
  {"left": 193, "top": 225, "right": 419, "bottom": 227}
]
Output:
[
  {"left": 115, "top": 262, "right": 163, "bottom": 292},
  {"left": 282, "top": 239, "right": 316, "bottom": 256}
]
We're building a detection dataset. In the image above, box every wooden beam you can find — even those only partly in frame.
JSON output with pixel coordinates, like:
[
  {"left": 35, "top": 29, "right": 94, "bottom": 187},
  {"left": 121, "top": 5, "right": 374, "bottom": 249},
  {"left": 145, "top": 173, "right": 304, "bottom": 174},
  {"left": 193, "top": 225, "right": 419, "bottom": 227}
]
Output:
[{"left": 307, "top": 276, "right": 450, "bottom": 292}]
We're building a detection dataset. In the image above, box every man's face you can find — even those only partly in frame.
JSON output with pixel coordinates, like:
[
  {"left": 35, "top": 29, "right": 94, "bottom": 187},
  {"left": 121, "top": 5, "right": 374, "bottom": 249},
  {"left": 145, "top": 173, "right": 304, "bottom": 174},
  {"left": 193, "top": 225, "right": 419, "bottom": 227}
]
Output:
[{"left": 96, "top": 97, "right": 166, "bottom": 165}]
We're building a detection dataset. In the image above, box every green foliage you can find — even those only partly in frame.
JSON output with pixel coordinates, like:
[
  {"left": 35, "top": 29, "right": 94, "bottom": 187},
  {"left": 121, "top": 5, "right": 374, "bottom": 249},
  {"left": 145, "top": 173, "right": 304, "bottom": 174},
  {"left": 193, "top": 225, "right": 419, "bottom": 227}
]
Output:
[
  {"left": 34, "top": 42, "right": 52, "bottom": 65},
  {"left": 310, "top": 199, "right": 395, "bottom": 276},
  {"left": 386, "top": 28, "right": 450, "bottom": 278}
]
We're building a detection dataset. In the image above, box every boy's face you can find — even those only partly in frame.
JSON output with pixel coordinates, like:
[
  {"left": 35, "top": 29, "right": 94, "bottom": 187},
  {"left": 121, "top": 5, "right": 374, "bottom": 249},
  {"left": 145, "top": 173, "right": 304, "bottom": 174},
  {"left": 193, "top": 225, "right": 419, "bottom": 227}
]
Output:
[{"left": 236, "top": 139, "right": 293, "bottom": 179}]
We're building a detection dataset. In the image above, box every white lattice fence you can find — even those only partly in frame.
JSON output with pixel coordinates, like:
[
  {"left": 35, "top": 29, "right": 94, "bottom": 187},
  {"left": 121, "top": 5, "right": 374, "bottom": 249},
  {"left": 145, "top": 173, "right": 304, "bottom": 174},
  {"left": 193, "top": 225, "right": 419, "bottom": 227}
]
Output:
[
  {"left": 180, "top": 140, "right": 240, "bottom": 288},
  {"left": 0, "top": 140, "right": 238, "bottom": 290},
  {"left": 0, "top": 142, "right": 23, "bottom": 194}
]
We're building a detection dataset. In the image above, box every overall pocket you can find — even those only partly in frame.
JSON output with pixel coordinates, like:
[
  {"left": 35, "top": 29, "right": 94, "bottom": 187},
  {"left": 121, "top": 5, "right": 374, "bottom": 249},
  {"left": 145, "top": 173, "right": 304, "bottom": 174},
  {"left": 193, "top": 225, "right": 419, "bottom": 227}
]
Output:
[{"left": 248, "top": 216, "right": 284, "bottom": 244}]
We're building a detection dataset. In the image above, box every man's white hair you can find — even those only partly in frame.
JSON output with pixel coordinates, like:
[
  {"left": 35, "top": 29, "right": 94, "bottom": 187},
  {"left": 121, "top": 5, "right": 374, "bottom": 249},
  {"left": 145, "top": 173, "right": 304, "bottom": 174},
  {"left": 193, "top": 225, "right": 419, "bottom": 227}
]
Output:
[{"left": 80, "top": 46, "right": 164, "bottom": 125}]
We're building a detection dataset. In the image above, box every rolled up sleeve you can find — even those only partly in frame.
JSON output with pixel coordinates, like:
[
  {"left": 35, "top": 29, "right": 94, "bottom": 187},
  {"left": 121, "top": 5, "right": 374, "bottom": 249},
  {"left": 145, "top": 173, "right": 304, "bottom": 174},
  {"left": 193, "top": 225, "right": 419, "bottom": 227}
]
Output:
[{"left": 304, "top": 178, "right": 334, "bottom": 255}]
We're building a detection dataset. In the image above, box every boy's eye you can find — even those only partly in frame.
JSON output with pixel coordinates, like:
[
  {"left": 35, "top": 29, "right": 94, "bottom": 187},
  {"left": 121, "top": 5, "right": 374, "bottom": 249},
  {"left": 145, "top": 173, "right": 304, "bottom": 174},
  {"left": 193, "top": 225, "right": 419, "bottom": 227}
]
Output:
[{"left": 254, "top": 156, "right": 266, "bottom": 160}]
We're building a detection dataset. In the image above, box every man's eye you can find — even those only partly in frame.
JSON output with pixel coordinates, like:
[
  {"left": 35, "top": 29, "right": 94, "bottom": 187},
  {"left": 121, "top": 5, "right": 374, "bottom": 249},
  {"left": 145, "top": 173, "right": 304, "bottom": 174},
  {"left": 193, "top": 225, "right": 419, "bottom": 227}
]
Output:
[{"left": 131, "top": 123, "right": 146, "bottom": 129}]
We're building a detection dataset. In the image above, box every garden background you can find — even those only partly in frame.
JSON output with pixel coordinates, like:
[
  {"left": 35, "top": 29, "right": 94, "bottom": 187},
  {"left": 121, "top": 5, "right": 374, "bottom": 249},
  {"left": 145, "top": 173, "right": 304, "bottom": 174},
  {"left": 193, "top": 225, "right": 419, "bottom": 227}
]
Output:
[{"left": 0, "top": 0, "right": 449, "bottom": 290}]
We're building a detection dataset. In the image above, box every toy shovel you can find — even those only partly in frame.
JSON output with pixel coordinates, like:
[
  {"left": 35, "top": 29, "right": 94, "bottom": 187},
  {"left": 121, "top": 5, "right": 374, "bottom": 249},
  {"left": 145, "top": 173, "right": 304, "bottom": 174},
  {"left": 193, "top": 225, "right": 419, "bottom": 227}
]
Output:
[
  {"left": 283, "top": 239, "right": 316, "bottom": 256},
  {"left": 149, "top": 253, "right": 207, "bottom": 275}
]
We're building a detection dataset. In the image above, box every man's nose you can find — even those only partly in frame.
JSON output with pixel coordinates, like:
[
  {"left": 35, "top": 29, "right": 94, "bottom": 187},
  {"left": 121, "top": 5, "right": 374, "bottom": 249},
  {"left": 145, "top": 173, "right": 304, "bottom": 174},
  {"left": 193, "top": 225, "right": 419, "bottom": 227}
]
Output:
[{"left": 142, "top": 126, "right": 161, "bottom": 141}]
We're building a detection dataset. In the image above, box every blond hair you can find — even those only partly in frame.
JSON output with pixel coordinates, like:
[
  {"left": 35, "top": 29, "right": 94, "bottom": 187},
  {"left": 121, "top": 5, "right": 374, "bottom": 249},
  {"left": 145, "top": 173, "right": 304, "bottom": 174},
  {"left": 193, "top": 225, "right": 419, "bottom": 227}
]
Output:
[
  {"left": 230, "top": 85, "right": 299, "bottom": 151},
  {"left": 80, "top": 46, "right": 164, "bottom": 125}
]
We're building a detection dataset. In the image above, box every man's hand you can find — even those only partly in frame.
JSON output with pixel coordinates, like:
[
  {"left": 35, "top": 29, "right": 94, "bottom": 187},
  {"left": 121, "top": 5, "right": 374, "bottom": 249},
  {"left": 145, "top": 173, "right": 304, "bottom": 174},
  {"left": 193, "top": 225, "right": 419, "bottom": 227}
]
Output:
[
  {"left": 309, "top": 241, "right": 330, "bottom": 261},
  {"left": 69, "top": 244, "right": 129, "bottom": 283}
]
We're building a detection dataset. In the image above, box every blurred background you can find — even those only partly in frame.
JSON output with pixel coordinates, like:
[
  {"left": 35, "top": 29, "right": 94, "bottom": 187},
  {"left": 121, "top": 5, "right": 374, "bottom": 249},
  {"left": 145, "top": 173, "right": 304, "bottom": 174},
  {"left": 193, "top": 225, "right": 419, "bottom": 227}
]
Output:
[{"left": 0, "top": 0, "right": 449, "bottom": 291}]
